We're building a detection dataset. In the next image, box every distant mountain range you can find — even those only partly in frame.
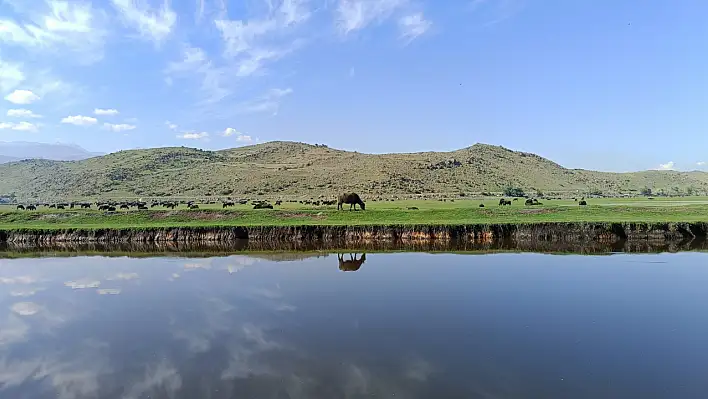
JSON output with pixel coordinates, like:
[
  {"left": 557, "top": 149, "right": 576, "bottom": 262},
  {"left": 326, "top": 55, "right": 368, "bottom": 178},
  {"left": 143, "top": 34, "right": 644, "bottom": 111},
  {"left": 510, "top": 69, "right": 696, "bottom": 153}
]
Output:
[
  {"left": 1, "top": 141, "right": 707, "bottom": 200},
  {"left": 0, "top": 142, "right": 103, "bottom": 163}
]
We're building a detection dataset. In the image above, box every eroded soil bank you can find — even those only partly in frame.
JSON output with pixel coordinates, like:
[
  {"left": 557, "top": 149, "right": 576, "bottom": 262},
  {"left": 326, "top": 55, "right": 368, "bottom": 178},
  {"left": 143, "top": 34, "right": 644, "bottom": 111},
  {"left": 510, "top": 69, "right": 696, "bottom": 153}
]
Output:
[{"left": 1, "top": 222, "right": 707, "bottom": 244}]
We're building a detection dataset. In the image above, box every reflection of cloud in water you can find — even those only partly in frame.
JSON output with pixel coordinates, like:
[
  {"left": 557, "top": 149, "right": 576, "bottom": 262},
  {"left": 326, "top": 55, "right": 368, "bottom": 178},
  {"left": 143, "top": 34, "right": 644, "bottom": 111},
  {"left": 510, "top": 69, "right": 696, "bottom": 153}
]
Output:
[
  {"left": 184, "top": 260, "right": 212, "bottom": 271},
  {"left": 64, "top": 279, "right": 101, "bottom": 290},
  {"left": 122, "top": 360, "right": 182, "bottom": 399},
  {"left": 108, "top": 272, "right": 139, "bottom": 281},
  {"left": 0, "top": 276, "right": 36, "bottom": 284},
  {"left": 10, "top": 288, "right": 43, "bottom": 297},
  {"left": 0, "top": 314, "right": 29, "bottom": 347},
  {"left": 96, "top": 289, "right": 121, "bottom": 295},
  {"left": 253, "top": 287, "right": 282, "bottom": 300},
  {"left": 404, "top": 356, "right": 435, "bottom": 382},
  {"left": 11, "top": 302, "right": 41, "bottom": 316},
  {"left": 0, "top": 340, "right": 111, "bottom": 399}
]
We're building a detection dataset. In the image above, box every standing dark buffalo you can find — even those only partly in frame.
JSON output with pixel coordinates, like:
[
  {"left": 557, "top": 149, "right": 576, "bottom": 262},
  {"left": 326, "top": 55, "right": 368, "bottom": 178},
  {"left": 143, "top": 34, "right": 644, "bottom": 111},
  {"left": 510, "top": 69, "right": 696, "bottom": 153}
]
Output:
[
  {"left": 26, "top": 205, "right": 36, "bottom": 210},
  {"left": 338, "top": 253, "right": 366, "bottom": 272},
  {"left": 338, "top": 193, "right": 366, "bottom": 211},
  {"left": 16, "top": 205, "right": 24, "bottom": 210}
]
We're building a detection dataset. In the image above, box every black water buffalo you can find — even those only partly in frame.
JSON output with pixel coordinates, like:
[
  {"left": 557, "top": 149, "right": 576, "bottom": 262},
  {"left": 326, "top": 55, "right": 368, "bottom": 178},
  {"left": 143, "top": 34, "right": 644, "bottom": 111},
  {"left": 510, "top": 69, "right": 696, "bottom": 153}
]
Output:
[
  {"left": 253, "top": 202, "right": 273, "bottom": 209},
  {"left": 26, "top": 205, "right": 36, "bottom": 211},
  {"left": 338, "top": 193, "right": 365, "bottom": 211},
  {"left": 338, "top": 253, "right": 366, "bottom": 272},
  {"left": 16, "top": 205, "right": 24, "bottom": 210}
]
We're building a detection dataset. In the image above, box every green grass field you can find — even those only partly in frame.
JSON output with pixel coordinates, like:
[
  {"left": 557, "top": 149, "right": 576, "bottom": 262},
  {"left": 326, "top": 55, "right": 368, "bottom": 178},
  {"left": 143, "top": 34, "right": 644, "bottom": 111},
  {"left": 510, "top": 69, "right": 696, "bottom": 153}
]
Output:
[{"left": 2, "top": 197, "right": 708, "bottom": 230}]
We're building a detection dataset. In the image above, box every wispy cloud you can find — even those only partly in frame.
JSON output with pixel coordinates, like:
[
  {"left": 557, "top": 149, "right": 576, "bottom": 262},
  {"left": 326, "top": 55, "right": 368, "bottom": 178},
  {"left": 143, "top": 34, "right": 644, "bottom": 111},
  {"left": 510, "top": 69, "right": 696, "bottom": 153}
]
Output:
[
  {"left": 468, "top": 0, "right": 527, "bottom": 26},
  {"left": 214, "top": 0, "right": 310, "bottom": 77},
  {"left": 239, "top": 88, "right": 293, "bottom": 114},
  {"left": 103, "top": 123, "right": 136, "bottom": 132},
  {"left": 94, "top": 108, "right": 119, "bottom": 116},
  {"left": 0, "top": 121, "right": 39, "bottom": 132},
  {"left": 61, "top": 115, "right": 97, "bottom": 126},
  {"left": 398, "top": 12, "right": 431, "bottom": 42},
  {"left": 336, "top": 0, "right": 408, "bottom": 34},
  {"left": 0, "top": 1, "right": 107, "bottom": 63},
  {"left": 165, "top": 46, "right": 231, "bottom": 105},
  {"left": 697, "top": 161, "right": 705, "bottom": 166},
  {"left": 111, "top": 0, "right": 177, "bottom": 45},
  {"left": 657, "top": 161, "right": 675, "bottom": 171},
  {"left": 4, "top": 90, "right": 40, "bottom": 104},
  {"left": 7, "top": 109, "right": 42, "bottom": 118}
]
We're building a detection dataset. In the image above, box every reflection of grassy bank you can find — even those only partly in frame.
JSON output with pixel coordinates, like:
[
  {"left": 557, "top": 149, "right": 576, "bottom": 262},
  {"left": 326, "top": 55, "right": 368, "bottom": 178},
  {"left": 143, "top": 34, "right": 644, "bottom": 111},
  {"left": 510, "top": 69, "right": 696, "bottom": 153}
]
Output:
[
  {"left": 2, "top": 203, "right": 708, "bottom": 230},
  {"left": 2, "top": 238, "right": 707, "bottom": 259}
]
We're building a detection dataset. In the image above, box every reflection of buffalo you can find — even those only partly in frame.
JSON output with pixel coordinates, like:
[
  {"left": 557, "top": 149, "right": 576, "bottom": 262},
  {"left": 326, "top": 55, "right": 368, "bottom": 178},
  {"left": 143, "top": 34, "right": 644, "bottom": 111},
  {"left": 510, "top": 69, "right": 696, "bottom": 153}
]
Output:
[
  {"left": 338, "top": 253, "right": 366, "bottom": 272},
  {"left": 338, "top": 193, "right": 365, "bottom": 211}
]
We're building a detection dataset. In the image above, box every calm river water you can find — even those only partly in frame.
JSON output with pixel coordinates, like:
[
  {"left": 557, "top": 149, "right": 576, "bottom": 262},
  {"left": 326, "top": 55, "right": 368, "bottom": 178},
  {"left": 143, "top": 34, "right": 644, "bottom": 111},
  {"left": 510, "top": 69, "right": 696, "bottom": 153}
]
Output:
[{"left": 1, "top": 252, "right": 707, "bottom": 398}]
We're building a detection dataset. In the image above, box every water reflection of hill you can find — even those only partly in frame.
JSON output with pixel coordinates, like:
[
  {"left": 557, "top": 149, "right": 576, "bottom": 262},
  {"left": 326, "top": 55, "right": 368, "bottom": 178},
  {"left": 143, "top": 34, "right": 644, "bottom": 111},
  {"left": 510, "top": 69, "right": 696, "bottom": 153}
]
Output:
[{"left": 1, "top": 238, "right": 706, "bottom": 259}]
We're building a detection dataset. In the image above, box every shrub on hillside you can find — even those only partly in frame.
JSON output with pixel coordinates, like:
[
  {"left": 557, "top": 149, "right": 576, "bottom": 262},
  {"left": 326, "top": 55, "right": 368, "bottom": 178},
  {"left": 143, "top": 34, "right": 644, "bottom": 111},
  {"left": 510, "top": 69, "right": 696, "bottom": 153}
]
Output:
[{"left": 504, "top": 187, "right": 525, "bottom": 197}]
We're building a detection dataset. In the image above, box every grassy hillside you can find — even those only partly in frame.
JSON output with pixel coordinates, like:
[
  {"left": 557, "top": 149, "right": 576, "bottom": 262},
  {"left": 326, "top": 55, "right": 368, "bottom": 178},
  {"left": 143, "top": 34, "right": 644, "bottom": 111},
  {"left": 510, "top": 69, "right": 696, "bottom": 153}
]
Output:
[{"left": 1, "top": 141, "right": 707, "bottom": 200}]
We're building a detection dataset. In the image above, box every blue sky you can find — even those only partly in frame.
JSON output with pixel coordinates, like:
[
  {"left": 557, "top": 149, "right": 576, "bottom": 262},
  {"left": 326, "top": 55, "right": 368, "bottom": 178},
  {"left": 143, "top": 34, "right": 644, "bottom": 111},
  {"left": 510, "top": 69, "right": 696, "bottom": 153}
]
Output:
[{"left": 0, "top": 0, "right": 706, "bottom": 172}]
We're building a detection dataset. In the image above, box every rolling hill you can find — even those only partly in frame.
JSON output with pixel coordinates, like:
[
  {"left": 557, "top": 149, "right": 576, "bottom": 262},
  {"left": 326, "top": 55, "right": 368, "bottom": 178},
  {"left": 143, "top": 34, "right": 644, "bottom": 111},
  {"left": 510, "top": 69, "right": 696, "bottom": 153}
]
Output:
[{"left": 0, "top": 141, "right": 706, "bottom": 200}]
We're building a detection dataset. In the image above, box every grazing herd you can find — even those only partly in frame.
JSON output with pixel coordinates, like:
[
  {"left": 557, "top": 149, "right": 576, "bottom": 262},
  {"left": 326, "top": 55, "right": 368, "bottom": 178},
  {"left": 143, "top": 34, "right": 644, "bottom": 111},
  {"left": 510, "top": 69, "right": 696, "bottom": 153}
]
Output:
[{"left": 11, "top": 192, "right": 592, "bottom": 213}]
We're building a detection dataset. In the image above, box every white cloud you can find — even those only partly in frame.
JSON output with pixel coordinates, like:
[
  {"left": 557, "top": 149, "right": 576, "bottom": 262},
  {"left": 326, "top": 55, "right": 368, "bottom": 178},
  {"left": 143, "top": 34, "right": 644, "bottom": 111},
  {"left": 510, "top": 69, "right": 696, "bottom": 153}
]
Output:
[
  {"left": 336, "top": 0, "right": 408, "bottom": 34},
  {"left": 239, "top": 87, "right": 293, "bottom": 114},
  {"left": 657, "top": 161, "right": 675, "bottom": 171},
  {"left": 697, "top": 161, "right": 705, "bottom": 166},
  {"left": 0, "top": 121, "right": 39, "bottom": 132},
  {"left": 223, "top": 128, "right": 253, "bottom": 142},
  {"left": 166, "top": 121, "right": 178, "bottom": 130},
  {"left": 177, "top": 132, "right": 209, "bottom": 140},
  {"left": 398, "top": 12, "right": 431, "bottom": 42},
  {"left": 103, "top": 123, "right": 136, "bottom": 132},
  {"left": 94, "top": 108, "right": 118, "bottom": 116},
  {"left": 0, "top": 58, "right": 25, "bottom": 93},
  {"left": 61, "top": 115, "right": 97, "bottom": 126},
  {"left": 7, "top": 109, "right": 42, "bottom": 118},
  {"left": 4, "top": 90, "right": 40, "bottom": 104},
  {"left": 111, "top": 0, "right": 177, "bottom": 44}
]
